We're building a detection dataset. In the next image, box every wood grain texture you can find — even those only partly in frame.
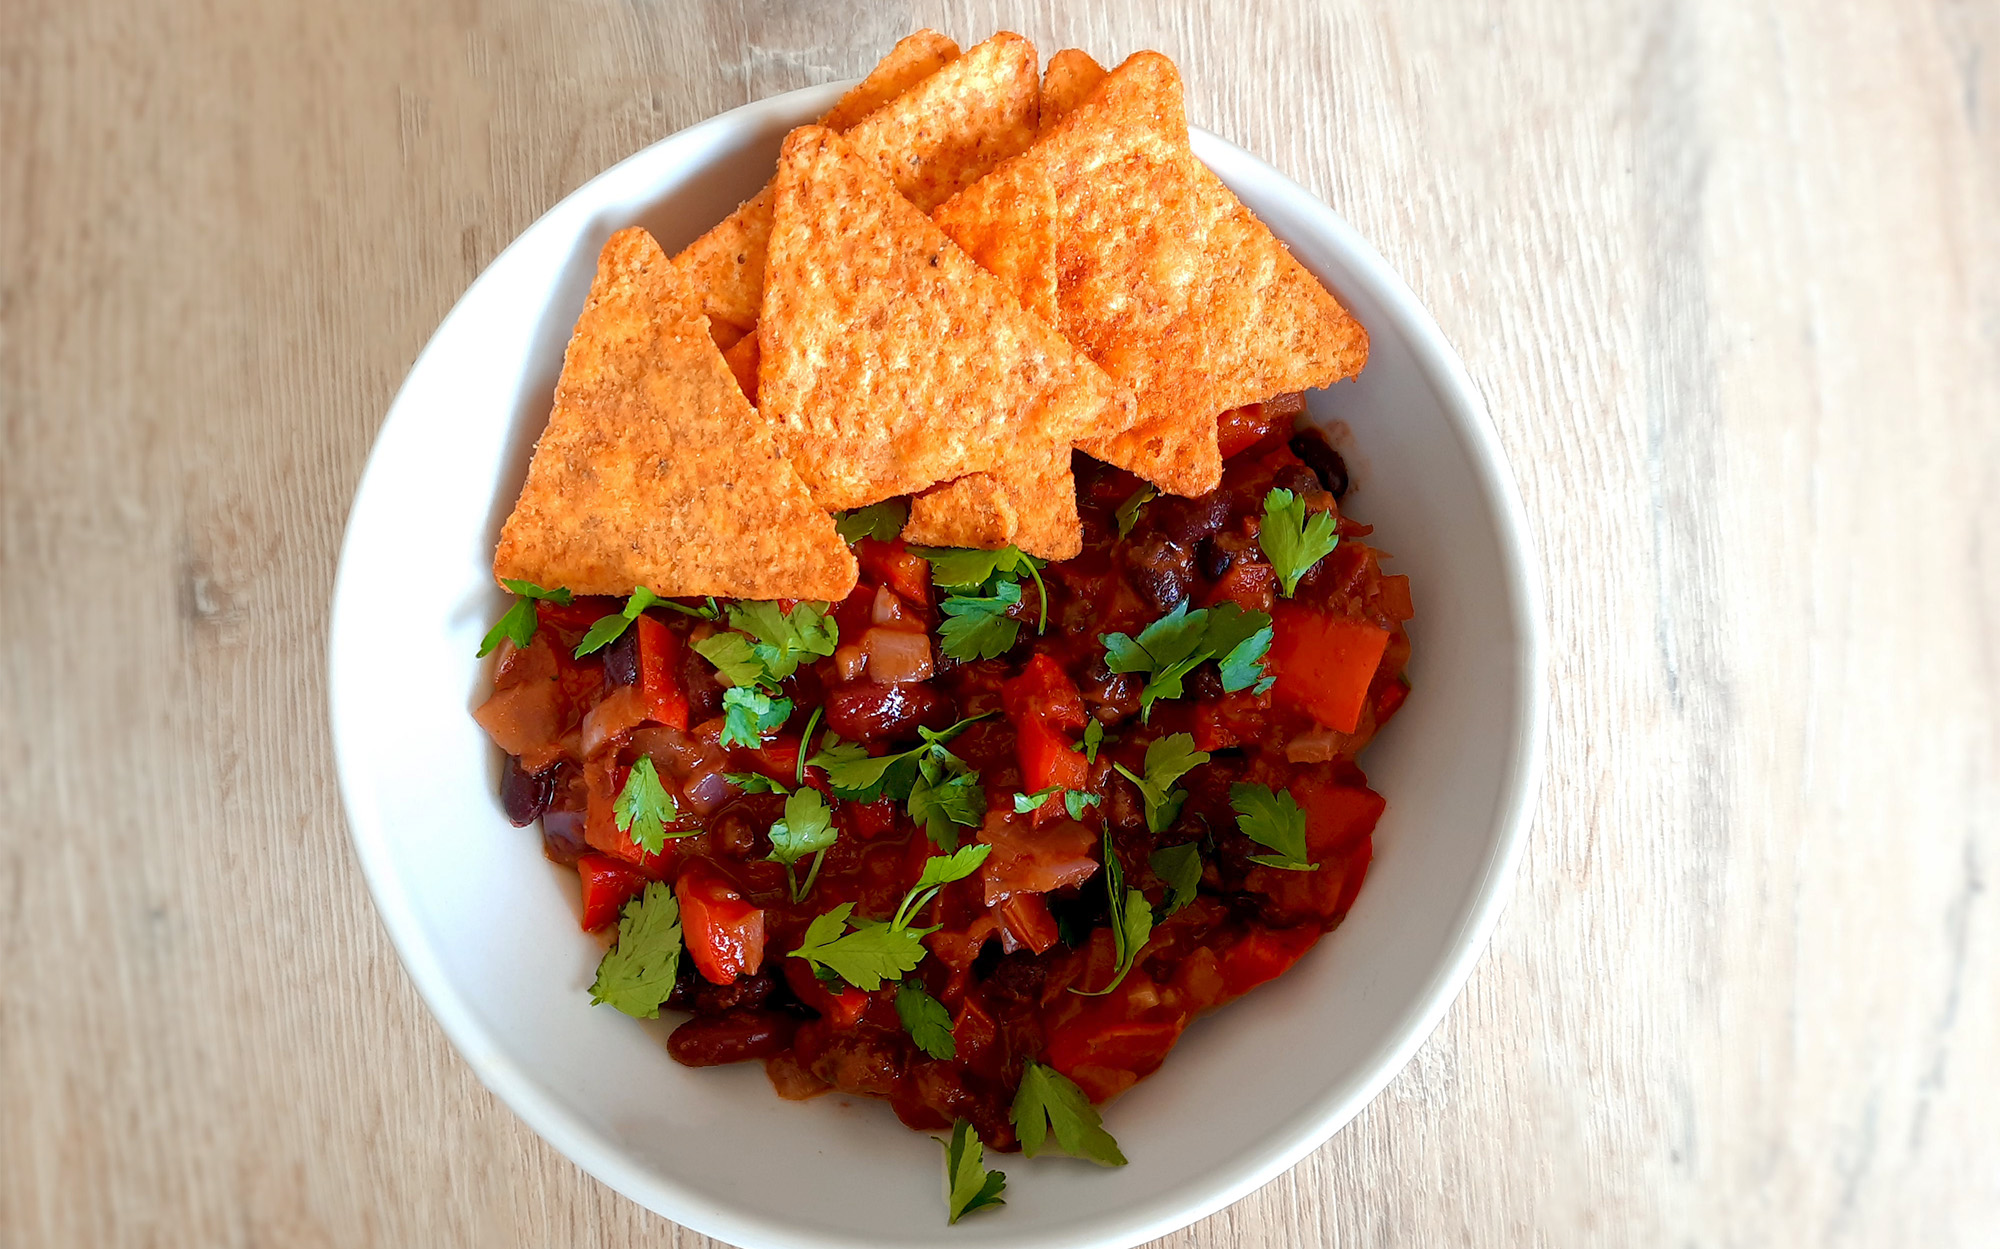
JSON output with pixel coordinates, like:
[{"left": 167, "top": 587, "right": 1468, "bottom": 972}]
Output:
[{"left": 2, "top": 0, "right": 1995, "bottom": 1245}]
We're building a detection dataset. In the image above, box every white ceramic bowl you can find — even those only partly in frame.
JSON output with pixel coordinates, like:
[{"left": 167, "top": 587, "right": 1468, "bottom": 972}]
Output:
[{"left": 329, "top": 83, "right": 1544, "bottom": 1249}]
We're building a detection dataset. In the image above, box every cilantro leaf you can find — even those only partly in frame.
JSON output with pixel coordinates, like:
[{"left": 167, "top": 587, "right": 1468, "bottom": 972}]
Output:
[
  {"left": 1114, "top": 485, "right": 1157, "bottom": 538},
  {"left": 720, "top": 685, "right": 792, "bottom": 749},
  {"left": 1074, "top": 830, "right": 1152, "bottom": 996},
  {"left": 1075, "top": 718, "right": 1107, "bottom": 762},
  {"left": 1259, "top": 487, "right": 1340, "bottom": 597},
  {"left": 914, "top": 544, "right": 1048, "bottom": 634},
  {"left": 768, "top": 787, "right": 836, "bottom": 901},
  {"left": 653, "top": 596, "right": 720, "bottom": 620},
  {"left": 575, "top": 587, "right": 662, "bottom": 657},
  {"left": 613, "top": 757, "right": 680, "bottom": 854},
  {"left": 908, "top": 841, "right": 993, "bottom": 898},
  {"left": 1111, "top": 733, "right": 1211, "bottom": 834},
  {"left": 1230, "top": 782, "right": 1318, "bottom": 871},
  {"left": 729, "top": 601, "right": 838, "bottom": 682},
  {"left": 807, "top": 736, "right": 912, "bottom": 801},
  {"left": 907, "top": 762, "right": 984, "bottom": 851},
  {"left": 692, "top": 631, "right": 765, "bottom": 688},
  {"left": 1150, "top": 842, "right": 1203, "bottom": 918},
  {"left": 940, "top": 1120, "right": 1007, "bottom": 1224},
  {"left": 478, "top": 579, "right": 573, "bottom": 658},
  {"left": 807, "top": 715, "right": 988, "bottom": 820},
  {"left": 1203, "top": 601, "right": 1275, "bottom": 693},
  {"left": 1064, "top": 790, "right": 1102, "bottom": 820},
  {"left": 937, "top": 579, "right": 1025, "bottom": 661},
  {"left": 787, "top": 904, "right": 932, "bottom": 991},
  {"left": 588, "top": 882, "right": 682, "bottom": 1018},
  {"left": 835, "top": 500, "right": 909, "bottom": 543},
  {"left": 766, "top": 787, "right": 835, "bottom": 866},
  {"left": 1013, "top": 786, "right": 1058, "bottom": 813},
  {"left": 1100, "top": 601, "right": 1275, "bottom": 717},
  {"left": 895, "top": 981, "right": 957, "bottom": 1060},
  {"left": 724, "top": 771, "right": 789, "bottom": 795},
  {"left": 1011, "top": 1061, "right": 1127, "bottom": 1166}
]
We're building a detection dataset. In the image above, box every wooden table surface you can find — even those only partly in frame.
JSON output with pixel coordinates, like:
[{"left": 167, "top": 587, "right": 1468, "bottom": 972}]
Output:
[{"left": 5, "top": 1, "right": 1996, "bottom": 1244}]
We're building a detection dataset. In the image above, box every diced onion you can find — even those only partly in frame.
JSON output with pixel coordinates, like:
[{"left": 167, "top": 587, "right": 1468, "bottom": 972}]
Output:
[
  {"left": 832, "top": 642, "right": 870, "bottom": 682},
  {"left": 1284, "top": 728, "right": 1340, "bottom": 763},
  {"left": 860, "top": 627, "right": 933, "bottom": 684}
]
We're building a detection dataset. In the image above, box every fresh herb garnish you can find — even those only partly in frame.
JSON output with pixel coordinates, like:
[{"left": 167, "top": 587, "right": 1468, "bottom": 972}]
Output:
[
  {"left": 939, "top": 1120, "right": 1007, "bottom": 1224},
  {"left": 719, "top": 685, "right": 793, "bottom": 749},
  {"left": 655, "top": 596, "right": 721, "bottom": 620},
  {"left": 1111, "top": 733, "right": 1211, "bottom": 834},
  {"left": 1150, "top": 842, "right": 1203, "bottom": 918},
  {"left": 1230, "top": 782, "right": 1318, "bottom": 871},
  {"left": 1011, "top": 1062, "right": 1128, "bottom": 1166},
  {"left": 575, "top": 587, "right": 663, "bottom": 657},
  {"left": 1098, "top": 601, "right": 1273, "bottom": 719},
  {"left": 787, "top": 844, "right": 991, "bottom": 989},
  {"left": 916, "top": 545, "right": 1049, "bottom": 658},
  {"left": 587, "top": 882, "right": 682, "bottom": 1018},
  {"left": 478, "top": 579, "right": 573, "bottom": 658},
  {"left": 807, "top": 715, "right": 990, "bottom": 849},
  {"left": 724, "top": 771, "right": 790, "bottom": 795},
  {"left": 1114, "top": 485, "right": 1157, "bottom": 538},
  {"left": 795, "top": 706, "right": 822, "bottom": 785},
  {"left": 613, "top": 756, "right": 683, "bottom": 854},
  {"left": 895, "top": 981, "right": 957, "bottom": 1060},
  {"left": 727, "top": 600, "right": 838, "bottom": 681},
  {"left": 1064, "top": 790, "right": 1102, "bottom": 820},
  {"left": 1259, "top": 487, "right": 1340, "bottom": 597},
  {"left": 1013, "top": 786, "right": 1059, "bottom": 813},
  {"left": 692, "top": 631, "right": 764, "bottom": 687},
  {"left": 766, "top": 787, "right": 837, "bottom": 901},
  {"left": 835, "top": 500, "right": 909, "bottom": 543},
  {"left": 1074, "top": 828, "right": 1152, "bottom": 997},
  {"left": 936, "top": 579, "right": 1025, "bottom": 661},
  {"left": 1074, "top": 718, "right": 1107, "bottom": 762}
]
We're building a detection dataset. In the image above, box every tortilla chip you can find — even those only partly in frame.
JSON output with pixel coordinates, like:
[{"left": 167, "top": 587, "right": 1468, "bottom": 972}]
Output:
[
  {"left": 1040, "top": 48, "right": 1106, "bottom": 130},
  {"left": 932, "top": 51, "right": 1368, "bottom": 497},
  {"left": 904, "top": 473, "right": 1020, "bottom": 549},
  {"left": 818, "top": 29, "right": 960, "bottom": 132},
  {"left": 933, "top": 153, "right": 1058, "bottom": 323},
  {"left": 722, "top": 327, "right": 760, "bottom": 404},
  {"left": 708, "top": 319, "right": 747, "bottom": 353},
  {"left": 494, "top": 227, "right": 856, "bottom": 600},
  {"left": 758, "top": 126, "right": 1130, "bottom": 511},
  {"left": 673, "top": 32, "right": 1040, "bottom": 339}
]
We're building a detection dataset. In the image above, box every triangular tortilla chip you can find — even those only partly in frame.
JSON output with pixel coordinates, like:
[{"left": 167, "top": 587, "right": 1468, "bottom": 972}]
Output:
[
  {"left": 757, "top": 127, "right": 1130, "bottom": 511},
  {"left": 818, "top": 29, "right": 961, "bottom": 133},
  {"left": 494, "top": 227, "right": 856, "bottom": 600},
  {"left": 672, "top": 32, "right": 1040, "bottom": 339},
  {"left": 931, "top": 52, "right": 1369, "bottom": 497},
  {"left": 904, "top": 472, "right": 1021, "bottom": 549},
  {"left": 1040, "top": 48, "right": 1107, "bottom": 131},
  {"left": 722, "top": 328, "right": 760, "bottom": 404},
  {"left": 904, "top": 446, "right": 1080, "bottom": 559}
]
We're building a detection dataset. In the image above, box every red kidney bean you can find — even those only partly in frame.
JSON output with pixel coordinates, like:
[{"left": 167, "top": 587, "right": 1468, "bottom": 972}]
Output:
[
  {"left": 666, "top": 1009, "right": 797, "bottom": 1067},
  {"left": 1158, "top": 492, "right": 1232, "bottom": 545},
  {"left": 1289, "top": 430, "right": 1350, "bottom": 499},
  {"left": 500, "top": 754, "right": 556, "bottom": 827},
  {"left": 1197, "top": 535, "right": 1235, "bottom": 582},
  {"left": 823, "top": 680, "right": 951, "bottom": 742},
  {"left": 1122, "top": 533, "right": 1194, "bottom": 613},
  {"left": 601, "top": 626, "right": 639, "bottom": 687}
]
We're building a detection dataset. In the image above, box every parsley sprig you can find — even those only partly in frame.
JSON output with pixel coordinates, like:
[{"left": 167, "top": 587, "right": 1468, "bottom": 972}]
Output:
[
  {"left": 1012, "top": 786, "right": 1103, "bottom": 821},
  {"left": 835, "top": 500, "right": 909, "bottom": 543},
  {"left": 575, "top": 587, "right": 662, "bottom": 657},
  {"left": 1074, "top": 829, "right": 1152, "bottom": 996},
  {"left": 939, "top": 1120, "right": 1007, "bottom": 1224},
  {"left": 692, "top": 602, "right": 839, "bottom": 748},
  {"left": 1149, "top": 842, "right": 1203, "bottom": 918},
  {"left": 1230, "top": 782, "right": 1318, "bottom": 871},
  {"left": 895, "top": 981, "right": 957, "bottom": 1060},
  {"left": 588, "top": 882, "right": 683, "bottom": 1018},
  {"left": 1114, "top": 485, "right": 1156, "bottom": 538},
  {"left": 1099, "top": 601, "right": 1274, "bottom": 720},
  {"left": 1259, "top": 487, "right": 1340, "bottom": 597},
  {"left": 478, "top": 579, "right": 573, "bottom": 657},
  {"left": 807, "top": 714, "right": 990, "bottom": 850},
  {"left": 787, "top": 843, "right": 992, "bottom": 990},
  {"left": 1111, "top": 733, "right": 1212, "bottom": 834},
  {"left": 1012, "top": 1062, "right": 1128, "bottom": 1166},
  {"left": 613, "top": 756, "right": 689, "bottom": 854},
  {"left": 766, "top": 787, "right": 837, "bottom": 901},
  {"left": 916, "top": 545, "right": 1049, "bottom": 661}
]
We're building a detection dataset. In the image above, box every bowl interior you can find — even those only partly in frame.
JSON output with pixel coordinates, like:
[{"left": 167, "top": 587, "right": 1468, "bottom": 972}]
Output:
[{"left": 329, "top": 84, "right": 1542, "bottom": 1249}]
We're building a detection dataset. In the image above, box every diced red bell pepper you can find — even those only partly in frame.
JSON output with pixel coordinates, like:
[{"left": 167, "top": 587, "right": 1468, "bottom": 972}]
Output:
[
  {"left": 676, "top": 861, "right": 767, "bottom": 985},
  {"left": 1293, "top": 774, "right": 1387, "bottom": 858},
  {"left": 1015, "top": 717, "right": 1088, "bottom": 799},
  {"left": 1374, "top": 676, "right": 1410, "bottom": 726},
  {"left": 581, "top": 758, "right": 677, "bottom": 878},
  {"left": 856, "top": 538, "right": 932, "bottom": 607},
  {"left": 1217, "top": 924, "right": 1321, "bottom": 999},
  {"left": 1203, "top": 560, "right": 1276, "bottom": 614},
  {"left": 1217, "top": 399, "right": 1295, "bottom": 458},
  {"left": 782, "top": 957, "right": 867, "bottom": 1029},
  {"left": 576, "top": 853, "right": 647, "bottom": 932},
  {"left": 1002, "top": 653, "right": 1088, "bottom": 730},
  {"left": 633, "top": 614, "right": 688, "bottom": 730},
  {"left": 1269, "top": 606, "right": 1392, "bottom": 733},
  {"left": 995, "top": 892, "right": 1061, "bottom": 954},
  {"left": 1002, "top": 655, "right": 1089, "bottom": 810}
]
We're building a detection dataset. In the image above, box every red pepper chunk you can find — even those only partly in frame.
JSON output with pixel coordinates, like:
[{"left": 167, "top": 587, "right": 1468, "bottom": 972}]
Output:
[
  {"left": 1269, "top": 606, "right": 1392, "bottom": 733},
  {"left": 675, "top": 861, "right": 766, "bottom": 985},
  {"left": 1002, "top": 654, "right": 1089, "bottom": 805},
  {"left": 856, "top": 538, "right": 933, "bottom": 608},
  {"left": 1217, "top": 923, "right": 1322, "bottom": 1000},
  {"left": 633, "top": 614, "right": 688, "bottom": 730},
  {"left": 576, "top": 853, "right": 647, "bottom": 931}
]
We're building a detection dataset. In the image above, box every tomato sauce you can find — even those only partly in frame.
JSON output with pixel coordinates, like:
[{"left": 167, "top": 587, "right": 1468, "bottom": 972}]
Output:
[{"left": 476, "top": 396, "right": 1413, "bottom": 1149}]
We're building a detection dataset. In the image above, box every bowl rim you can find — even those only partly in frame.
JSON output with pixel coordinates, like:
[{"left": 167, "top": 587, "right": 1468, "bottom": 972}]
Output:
[{"left": 329, "top": 81, "right": 1546, "bottom": 1249}]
